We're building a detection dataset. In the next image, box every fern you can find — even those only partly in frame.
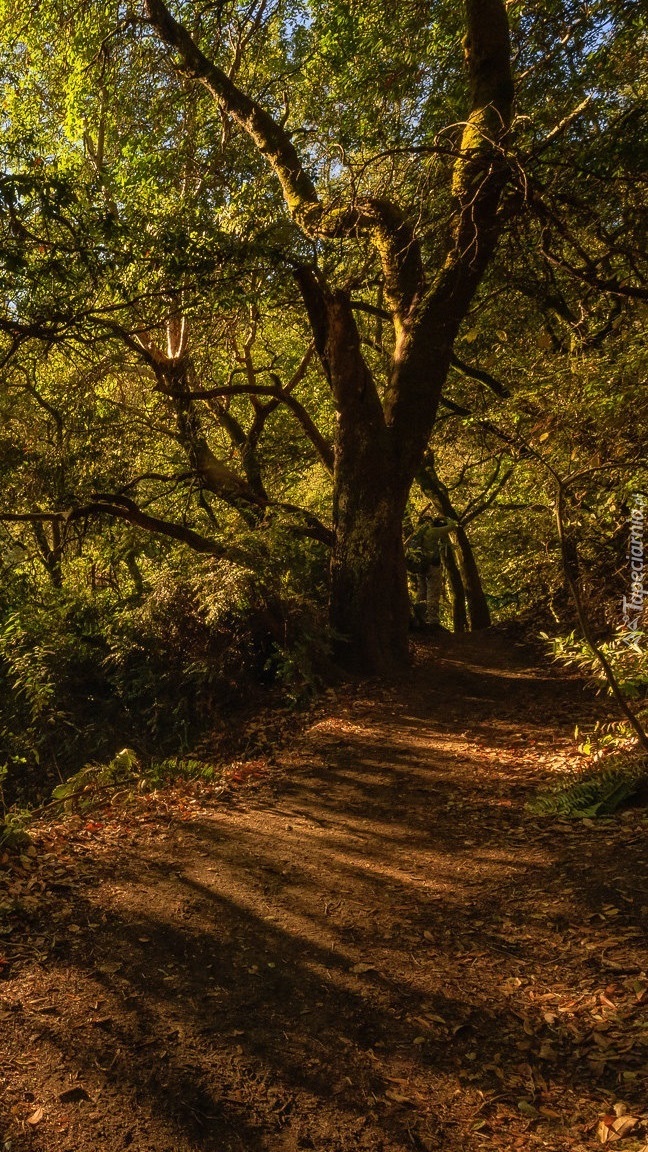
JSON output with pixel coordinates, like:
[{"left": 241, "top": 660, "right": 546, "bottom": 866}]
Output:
[
  {"left": 51, "top": 747, "right": 138, "bottom": 811},
  {"left": 527, "top": 756, "right": 647, "bottom": 818}
]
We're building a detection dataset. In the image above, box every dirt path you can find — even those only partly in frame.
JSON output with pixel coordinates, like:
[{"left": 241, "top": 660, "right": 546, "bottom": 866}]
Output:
[{"left": 1, "top": 634, "right": 647, "bottom": 1152}]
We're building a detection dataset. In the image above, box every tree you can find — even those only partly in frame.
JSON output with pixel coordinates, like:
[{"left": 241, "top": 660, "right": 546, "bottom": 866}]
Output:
[
  {"left": 139, "top": 0, "right": 514, "bottom": 671},
  {"left": 1, "top": 0, "right": 644, "bottom": 680}
]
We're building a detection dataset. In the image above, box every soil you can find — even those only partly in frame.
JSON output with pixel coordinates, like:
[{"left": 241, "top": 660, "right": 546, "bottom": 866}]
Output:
[{"left": 1, "top": 632, "right": 647, "bottom": 1152}]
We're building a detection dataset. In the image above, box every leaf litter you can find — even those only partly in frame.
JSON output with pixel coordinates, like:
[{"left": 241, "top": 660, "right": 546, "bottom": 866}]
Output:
[{"left": 0, "top": 633, "right": 647, "bottom": 1151}]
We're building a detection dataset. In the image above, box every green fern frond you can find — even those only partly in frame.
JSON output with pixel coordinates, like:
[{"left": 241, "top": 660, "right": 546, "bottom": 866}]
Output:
[
  {"left": 527, "top": 756, "right": 647, "bottom": 818},
  {"left": 51, "top": 747, "right": 138, "bottom": 810}
]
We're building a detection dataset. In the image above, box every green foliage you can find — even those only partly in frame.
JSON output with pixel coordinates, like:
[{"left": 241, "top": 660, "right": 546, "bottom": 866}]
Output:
[
  {"left": 144, "top": 756, "right": 221, "bottom": 788},
  {"left": 0, "top": 762, "right": 30, "bottom": 852},
  {"left": 0, "top": 536, "right": 327, "bottom": 803},
  {"left": 0, "top": 590, "right": 114, "bottom": 797},
  {"left": 51, "top": 747, "right": 138, "bottom": 812},
  {"left": 0, "top": 808, "right": 32, "bottom": 853},
  {"left": 526, "top": 754, "right": 647, "bottom": 818},
  {"left": 265, "top": 625, "right": 332, "bottom": 706},
  {"left": 543, "top": 629, "right": 648, "bottom": 699}
]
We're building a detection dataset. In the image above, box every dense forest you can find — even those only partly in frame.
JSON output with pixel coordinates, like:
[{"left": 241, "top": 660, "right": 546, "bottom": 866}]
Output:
[
  {"left": 0, "top": 4, "right": 647, "bottom": 1146},
  {"left": 0, "top": 0, "right": 645, "bottom": 808}
]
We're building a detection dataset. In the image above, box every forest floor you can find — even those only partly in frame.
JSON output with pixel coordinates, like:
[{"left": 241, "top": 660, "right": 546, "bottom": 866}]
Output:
[{"left": 1, "top": 632, "right": 647, "bottom": 1152}]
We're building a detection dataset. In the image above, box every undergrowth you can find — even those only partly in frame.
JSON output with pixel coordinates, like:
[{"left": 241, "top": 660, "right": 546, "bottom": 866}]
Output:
[
  {"left": 0, "top": 536, "right": 329, "bottom": 806},
  {"left": 526, "top": 752, "right": 647, "bottom": 818},
  {"left": 528, "top": 627, "right": 648, "bottom": 818}
]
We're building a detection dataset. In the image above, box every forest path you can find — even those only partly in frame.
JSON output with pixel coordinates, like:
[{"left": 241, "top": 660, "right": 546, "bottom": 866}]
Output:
[{"left": 1, "top": 634, "right": 647, "bottom": 1152}]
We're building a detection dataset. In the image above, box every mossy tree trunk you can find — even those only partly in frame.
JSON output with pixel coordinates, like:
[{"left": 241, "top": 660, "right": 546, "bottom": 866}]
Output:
[
  {"left": 443, "top": 546, "right": 469, "bottom": 633},
  {"left": 331, "top": 485, "right": 411, "bottom": 670}
]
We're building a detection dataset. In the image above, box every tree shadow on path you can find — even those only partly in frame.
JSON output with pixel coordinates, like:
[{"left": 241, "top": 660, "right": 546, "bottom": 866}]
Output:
[{"left": 2, "top": 634, "right": 646, "bottom": 1152}]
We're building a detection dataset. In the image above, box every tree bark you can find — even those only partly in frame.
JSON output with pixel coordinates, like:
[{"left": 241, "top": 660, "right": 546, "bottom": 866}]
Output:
[
  {"left": 417, "top": 454, "right": 490, "bottom": 631},
  {"left": 453, "top": 523, "right": 491, "bottom": 630},
  {"left": 330, "top": 479, "right": 411, "bottom": 672},
  {"left": 32, "top": 520, "right": 63, "bottom": 588},
  {"left": 442, "top": 546, "right": 468, "bottom": 632},
  {"left": 298, "top": 272, "right": 412, "bottom": 670}
]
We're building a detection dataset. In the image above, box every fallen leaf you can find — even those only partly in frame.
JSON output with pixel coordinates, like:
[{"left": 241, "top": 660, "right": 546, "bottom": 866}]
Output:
[
  {"left": 612, "top": 1115, "right": 638, "bottom": 1137},
  {"left": 597, "top": 1118, "right": 617, "bottom": 1144}
]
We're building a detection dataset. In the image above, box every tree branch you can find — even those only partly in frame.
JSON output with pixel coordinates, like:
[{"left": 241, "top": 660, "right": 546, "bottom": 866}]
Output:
[
  {"left": 143, "top": 0, "right": 424, "bottom": 319},
  {"left": 157, "top": 379, "right": 334, "bottom": 473},
  {"left": 385, "top": 0, "right": 514, "bottom": 472},
  {"left": 462, "top": 463, "right": 515, "bottom": 524},
  {"left": 450, "top": 351, "right": 510, "bottom": 397},
  {"left": 0, "top": 501, "right": 230, "bottom": 556},
  {"left": 144, "top": 0, "right": 320, "bottom": 224},
  {"left": 526, "top": 97, "right": 592, "bottom": 159}
]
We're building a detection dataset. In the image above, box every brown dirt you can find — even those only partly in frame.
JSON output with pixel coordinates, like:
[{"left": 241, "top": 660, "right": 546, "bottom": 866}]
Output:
[{"left": 1, "top": 633, "right": 647, "bottom": 1152}]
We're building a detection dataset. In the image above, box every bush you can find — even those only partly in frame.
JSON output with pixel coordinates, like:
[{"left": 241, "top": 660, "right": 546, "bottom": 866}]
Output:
[
  {"left": 543, "top": 626, "right": 648, "bottom": 699},
  {"left": 0, "top": 536, "right": 330, "bottom": 805}
]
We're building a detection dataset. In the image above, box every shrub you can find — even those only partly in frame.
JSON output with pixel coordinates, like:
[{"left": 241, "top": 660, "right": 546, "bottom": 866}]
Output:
[{"left": 0, "top": 535, "right": 330, "bottom": 804}]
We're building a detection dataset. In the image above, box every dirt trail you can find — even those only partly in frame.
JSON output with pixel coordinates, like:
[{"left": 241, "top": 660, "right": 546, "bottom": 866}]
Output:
[{"left": 1, "top": 634, "right": 647, "bottom": 1152}]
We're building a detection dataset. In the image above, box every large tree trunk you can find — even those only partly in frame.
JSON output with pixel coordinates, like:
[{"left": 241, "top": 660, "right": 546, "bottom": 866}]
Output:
[
  {"left": 295, "top": 275, "right": 414, "bottom": 673},
  {"left": 324, "top": 289, "right": 412, "bottom": 672},
  {"left": 330, "top": 482, "right": 410, "bottom": 672}
]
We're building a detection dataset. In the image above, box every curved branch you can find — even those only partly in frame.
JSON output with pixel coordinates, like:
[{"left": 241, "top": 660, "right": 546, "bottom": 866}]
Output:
[
  {"left": 157, "top": 380, "right": 334, "bottom": 473},
  {"left": 462, "top": 464, "right": 515, "bottom": 524},
  {"left": 0, "top": 502, "right": 230, "bottom": 557},
  {"left": 450, "top": 351, "right": 510, "bottom": 397},
  {"left": 144, "top": 0, "right": 320, "bottom": 222},
  {"left": 269, "top": 502, "right": 334, "bottom": 547}
]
